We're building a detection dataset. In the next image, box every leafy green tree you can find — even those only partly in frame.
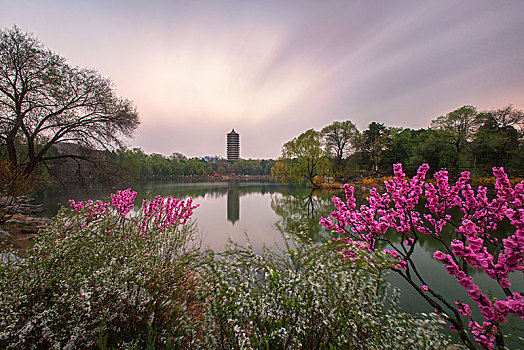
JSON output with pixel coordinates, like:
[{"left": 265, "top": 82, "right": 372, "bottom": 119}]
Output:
[
  {"left": 430, "top": 106, "right": 478, "bottom": 174},
  {"left": 409, "top": 129, "right": 450, "bottom": 175},
  {"left": 382, "top": 128, "right": 415, "bottom": 174},
  {"left": 382, "top": 128, "right": 448, "bottom": 177},
  {"left": 270, "top": 159, "right": 288, "bottom": 180},
  {"left": 150, "top": 153, "right": 171, "bottom": 177},
  {"left": 110, "top": 148, "right": 150, "bottom": 180},
  {"left": 0, "top": 27, "right": 139, "bottom": 177},
  {"left": 169, "top": 159, "right": 187, "bottom": 176},
  {"left": 280, "top": 129, "right": 325, "bottom": 187},
  {"left": 472, "top": 106, "right": 523, "bottom": 175},
  {"left": 232, "top": 159, "right": 263, "bottom": 175},
  {"left": 322, "top": 120, "right": 359, "bottom": 179},
  {"left": 169, "top": 152, "right": 188, "bottom": 163},
  {"left": 260, "top": 159, "right": 275, "bottom": 175},
  {"left": 186, "top": 158, "right": 207, "bottom": 176},
  {"left": 359, "top": 122, "right": 388, "bottom": 173}
]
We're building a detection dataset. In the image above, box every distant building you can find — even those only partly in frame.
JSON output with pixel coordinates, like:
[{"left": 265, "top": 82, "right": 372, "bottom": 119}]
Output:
[{"left": 227, "top": 129, "right": 240, "bottom": 161}]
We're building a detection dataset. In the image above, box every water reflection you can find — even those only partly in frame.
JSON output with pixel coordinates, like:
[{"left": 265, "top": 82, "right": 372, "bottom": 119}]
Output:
[
  {"left": 227, "top": 188, "right": 240, "bottom": 224},
  {"left": 35, "top": 181, "right": 340, "bottom": 250},
  {"left": 270, "top": 188, "right": 338, "bottom": 241}
]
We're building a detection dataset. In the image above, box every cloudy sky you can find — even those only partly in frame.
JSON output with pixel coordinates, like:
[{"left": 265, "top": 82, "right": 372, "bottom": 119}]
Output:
[{"left": 2, "top": 0, "right": 524, "bottom": 159}]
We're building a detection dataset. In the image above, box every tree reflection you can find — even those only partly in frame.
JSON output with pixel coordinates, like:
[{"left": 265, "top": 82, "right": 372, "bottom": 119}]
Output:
[{"left": 271, "top": 188, "right": 342, "bottom": 242}]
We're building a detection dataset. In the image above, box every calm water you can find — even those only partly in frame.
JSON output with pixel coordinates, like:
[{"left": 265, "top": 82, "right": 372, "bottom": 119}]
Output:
[
  {"left": 35, "top": 180, "right": 523, "bottom": 343},
  {"left": 35, "top": 180, "right": 333, "bottom": 251}
]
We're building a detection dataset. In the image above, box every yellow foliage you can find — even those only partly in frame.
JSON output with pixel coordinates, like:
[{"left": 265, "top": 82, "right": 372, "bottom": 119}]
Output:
[
  {"left": 471, "top": 177, "right": 523, "bottom": 187},
  {"left": 362, "top": 178, "right": 376, "bottom": 185},
  {"left": 362, "top": 176, "right": 396, "bottom": 186},
  {"left": 471, "top": 177, "right": 496, "bottom": 187},
  {"left": 511, "top": 178, "right": 524, "bottom": 186},
  {"left": 380, "top": 176, "right": 394, "bottom": 183},
  {"left": 313, "top": 176, "right": 324, "bottom": 185}
]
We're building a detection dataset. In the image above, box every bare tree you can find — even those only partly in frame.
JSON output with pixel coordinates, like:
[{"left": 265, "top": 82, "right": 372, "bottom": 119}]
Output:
[
  {"left": 0, "top": 26, "right": 139, "bottom": 177},
  {"left": 481, "top": 105, "right": 524, "bottom": 130}
]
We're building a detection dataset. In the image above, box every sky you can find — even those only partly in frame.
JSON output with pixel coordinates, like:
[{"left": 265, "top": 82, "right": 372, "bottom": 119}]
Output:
[{"left": 2, "top": 0, "right": 524, "bottom": 159}]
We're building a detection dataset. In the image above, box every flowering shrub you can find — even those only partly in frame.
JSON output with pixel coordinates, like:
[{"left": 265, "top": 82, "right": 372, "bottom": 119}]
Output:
[
  {"left": 321, "top": 164, "right": 524, "bottom": 350},
  {"left": 0, "top": 189, "right": 201, "bottom": 349},
  {"left": 197, "top": 237, "right": 450, "bottom": 349}
]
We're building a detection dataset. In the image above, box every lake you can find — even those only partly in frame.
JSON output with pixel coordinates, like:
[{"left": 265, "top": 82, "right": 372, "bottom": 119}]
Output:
[
  {"left": 36, "top": 180, "right": 338, "bottom": 251},
  {"left": 35, "top": 179, "right": 523, "bottom": 343}
]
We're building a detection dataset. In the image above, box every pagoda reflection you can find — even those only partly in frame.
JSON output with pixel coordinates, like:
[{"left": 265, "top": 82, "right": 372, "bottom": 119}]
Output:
[{"left": 227, "top": 188, "right": 240, "bottom": 224}]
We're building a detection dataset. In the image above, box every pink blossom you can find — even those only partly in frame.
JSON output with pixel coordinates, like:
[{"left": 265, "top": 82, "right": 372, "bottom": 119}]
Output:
[
  {"left": 139, "top": 195, "right": 199, "bottom": 233},
  {"left": 455, "top": 301, "right": 472, "bottom": 317},
  {"left": 110, "top": 188, "right": 137, "bottom": 217},
  {"left": 320, "top": 164, "right": 524, "bottom": 350},
  {"left": 69, "top": 190, "right": 199, "bottom": 238}
]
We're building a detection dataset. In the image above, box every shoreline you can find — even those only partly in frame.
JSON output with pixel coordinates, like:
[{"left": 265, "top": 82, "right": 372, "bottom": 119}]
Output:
[{"left": 0, "top": 197, "right": 49, "bottom": 254}]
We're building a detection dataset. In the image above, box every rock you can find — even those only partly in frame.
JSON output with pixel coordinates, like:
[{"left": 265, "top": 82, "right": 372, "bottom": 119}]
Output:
[
  {"left": 4, "top": 212, "right": 49, "bottom": 234},
  {"left": 0, "top": 196, "right": 46, "bottom": 215}
]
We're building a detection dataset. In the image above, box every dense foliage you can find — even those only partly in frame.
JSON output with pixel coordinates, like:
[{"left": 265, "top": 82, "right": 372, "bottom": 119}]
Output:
[
  {"left": 321, "top": 164, "right": 524, "bottom": 349},
  {"left": 109, "top": 149, "right": 275, "bottom": 180},
  {"left": 274, "top": 129, "right": 329, "bottom": 187},
  {"left": 276, "top": 105, "right": 524, "bottom": 185},
  {"left": 37, "top": 147, "right": 275, "bottom": 185}
]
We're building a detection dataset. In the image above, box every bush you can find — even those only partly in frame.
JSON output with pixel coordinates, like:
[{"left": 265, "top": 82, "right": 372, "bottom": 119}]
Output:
[
  {"left": 197, "top": 237, "right": 450, "bottom": 349},
  {"left": 0, "top": 190, "right": 201, "bottom": 349}
]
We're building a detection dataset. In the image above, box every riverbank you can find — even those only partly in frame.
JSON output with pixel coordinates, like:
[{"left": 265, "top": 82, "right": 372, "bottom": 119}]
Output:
[{"left": 0, "top": 196, "right": 49, "bottom": 254}]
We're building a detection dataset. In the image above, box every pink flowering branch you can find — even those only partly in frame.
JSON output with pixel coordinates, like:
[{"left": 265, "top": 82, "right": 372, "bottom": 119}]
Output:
[
  {"left": 139, "top": 195, "right": 199, "bottom": 234},
  {"left": 321, "top": 164, "right": 524, "bottom": 350},
  {"left": 111, "top": 188, "right": 137, "bottom": 217},
  {"left": 69, "top": 189, "right": 199, "bottom": 237}
]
